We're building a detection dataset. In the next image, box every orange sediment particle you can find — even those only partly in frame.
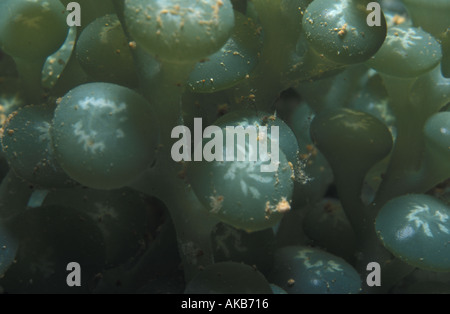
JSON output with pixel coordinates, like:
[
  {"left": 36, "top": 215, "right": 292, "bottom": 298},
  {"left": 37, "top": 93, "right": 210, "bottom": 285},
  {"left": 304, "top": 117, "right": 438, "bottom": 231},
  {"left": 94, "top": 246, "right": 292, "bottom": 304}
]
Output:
[
  {"left": 299, "top": 153, "right": 309, "bottom": 160},
  {"left": 337, "top": 23, "right": 348, "bottom": 37},
  {"left": 392, "top": 15, "right": 406, "bottom": 25},
  {"left": 306, "top": 144, "right": 318, "bottom": 156},
  {"left": 288, "top": 161, "right": 294, "bottom": 171},
  {"left": 264, "top": 201, "right": 271, "bottom": 219},
  {"left": 276, "top": 197, "right": 291, "bottom": 213}
]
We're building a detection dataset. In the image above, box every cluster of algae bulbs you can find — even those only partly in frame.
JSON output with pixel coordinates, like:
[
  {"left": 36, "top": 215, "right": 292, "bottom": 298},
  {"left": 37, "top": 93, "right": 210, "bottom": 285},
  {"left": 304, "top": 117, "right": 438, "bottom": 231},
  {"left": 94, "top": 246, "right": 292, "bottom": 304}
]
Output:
[{"left": 0, "top": 0, "right": 449, "bottom": 294}]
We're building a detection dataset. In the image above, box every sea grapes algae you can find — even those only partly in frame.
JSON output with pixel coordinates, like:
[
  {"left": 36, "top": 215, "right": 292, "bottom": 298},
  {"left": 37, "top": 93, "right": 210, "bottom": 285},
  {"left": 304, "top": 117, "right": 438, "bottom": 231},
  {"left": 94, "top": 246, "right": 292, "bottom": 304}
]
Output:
[
  {"left": 124, "top": 0, "right": 235, "bottom": 62},
  {"left": 51, "top": 82, "right": 159, "bottom": 190},
  {"left": 0, "top": 0, "right": 449, "bottom": 294},
  {"left": 187, "top": 111, "right": 296, "bottom": 232},
  {"left": 75, "top": 14, "right": 139, "bottom": 87},
  {"left": 302, "top": 0, "right": 387, "bottom": 64},
  {"left": 270, "top": 246, "right": 362, "bottom": 294},
  {"left": 0, "top": 0, "right": 68, "bottom": 61},
  {"left": 376, "top": 194, "right": 450, "bottom": 272}
]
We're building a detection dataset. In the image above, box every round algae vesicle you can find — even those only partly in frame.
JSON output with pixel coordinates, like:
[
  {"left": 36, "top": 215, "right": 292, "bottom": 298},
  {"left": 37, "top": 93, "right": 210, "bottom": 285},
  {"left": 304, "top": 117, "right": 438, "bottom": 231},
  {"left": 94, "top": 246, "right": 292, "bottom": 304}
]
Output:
[
  {"left": 187, "top": 111, "right": 295, "bottom": 232},
  {"left": 0, "top": 0, "right": 68, "bottom": 60},
  {"left": 51, "top": 83, "right": 159, "bottom": 190},
  {"left": 302, "top": 0, "right": 386, "bottom": 64},
  {"left": 1, "top": 104, "right": 75, "bottom": 188},
  {"left": 376, "top": 194, "right": 450, "bottom": 272},
  {"left": 124, "top": 0, "right": 235, "bottom": 62},
  {"left": 76, "top": 14, "right": 139, "bottom": 87}
]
